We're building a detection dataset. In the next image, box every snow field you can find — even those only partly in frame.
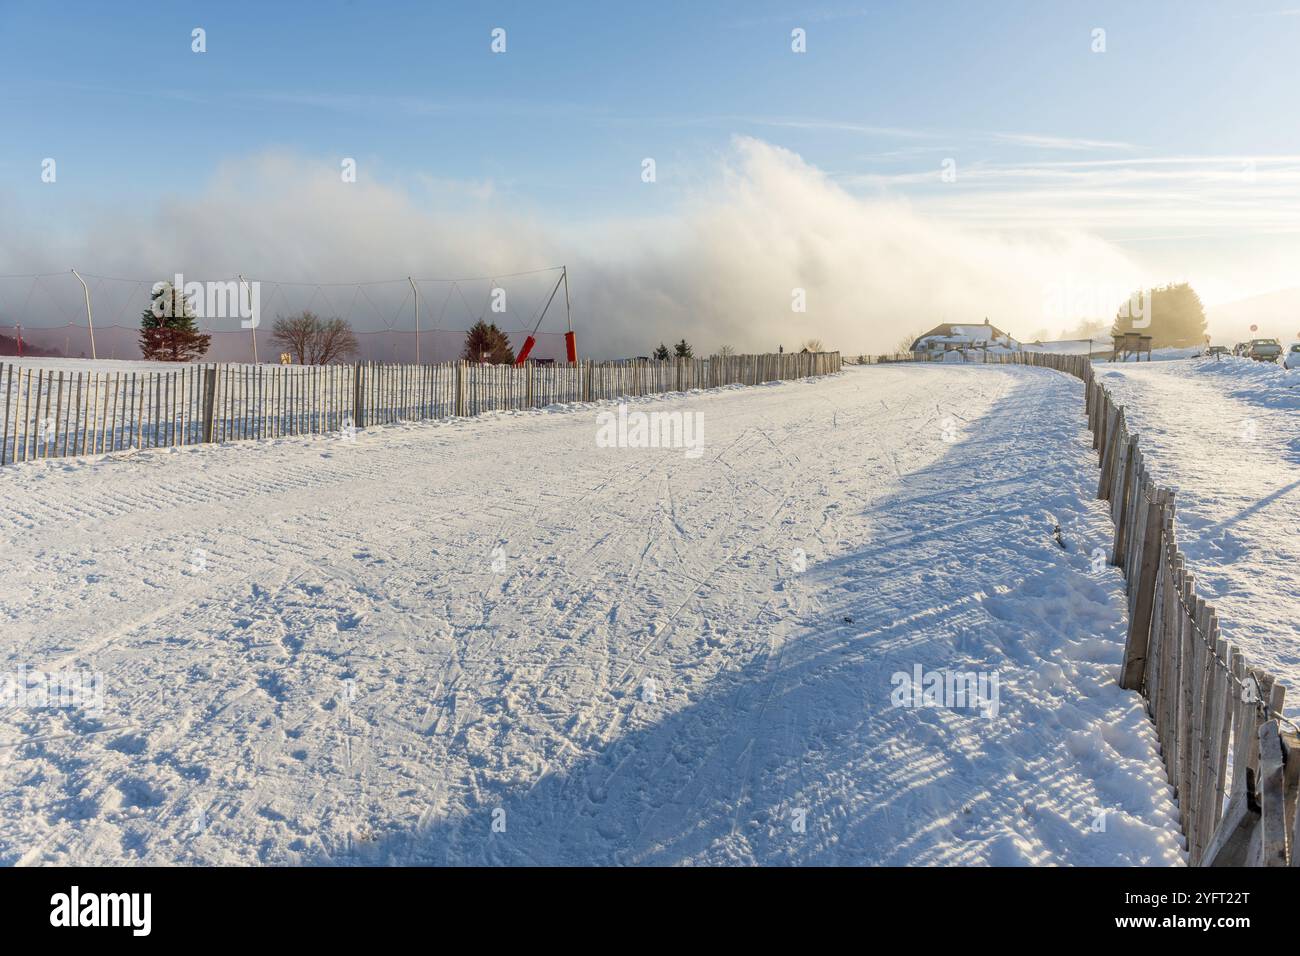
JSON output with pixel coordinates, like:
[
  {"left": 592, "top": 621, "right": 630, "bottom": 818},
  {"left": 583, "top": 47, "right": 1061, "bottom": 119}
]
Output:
[{"left": 0, "top": 364, "right": 1182, "bottom": 864}]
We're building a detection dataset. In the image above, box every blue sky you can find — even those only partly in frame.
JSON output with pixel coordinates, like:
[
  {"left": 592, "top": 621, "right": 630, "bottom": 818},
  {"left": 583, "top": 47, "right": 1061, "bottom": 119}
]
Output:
[
  {"left": 6, "top": 1, "right": 1298, "bottom": 211},
  {"left": 2, "top": 1, "right": 1299, "bottom": 351}
]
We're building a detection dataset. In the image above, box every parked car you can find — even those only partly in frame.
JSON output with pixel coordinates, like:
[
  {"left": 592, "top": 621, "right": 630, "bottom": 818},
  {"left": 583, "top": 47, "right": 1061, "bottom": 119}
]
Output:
[
  {"left": 1248, "top": 338, "right": 1282, "bottom": 362},
  {"left": 1232, "top": 342, "right": 1250, "bottom": 356},
  {"left": 1284, "top": 343, "right": 1300, "bottom": 370}
]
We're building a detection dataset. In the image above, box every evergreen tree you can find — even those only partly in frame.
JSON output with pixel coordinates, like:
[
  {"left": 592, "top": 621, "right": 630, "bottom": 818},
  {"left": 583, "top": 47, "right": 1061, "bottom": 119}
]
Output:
[
  {"left": 652, "top": 343, "right": 671, "bottom": 361},
  {"left": 673, "top": 339, "right": 693, "bottom": 359},
  {"left": 462, "top": 320, "right": 515, "bottom": 364},
  {"left": 139, "top": 282, "right": 211, "bottom": 361},
  {"left": 1111, "top": 282, "right": 1207, "bottom": 348}
]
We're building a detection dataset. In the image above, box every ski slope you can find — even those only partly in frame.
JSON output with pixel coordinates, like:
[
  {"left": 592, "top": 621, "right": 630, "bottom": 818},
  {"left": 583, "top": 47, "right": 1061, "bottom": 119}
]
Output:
[
  {"left": 0, "top": 364, "right": 1182, "bottom": 865},
  {"left": 1101, "top": 356, "right": 1300, "bottom": 713}
]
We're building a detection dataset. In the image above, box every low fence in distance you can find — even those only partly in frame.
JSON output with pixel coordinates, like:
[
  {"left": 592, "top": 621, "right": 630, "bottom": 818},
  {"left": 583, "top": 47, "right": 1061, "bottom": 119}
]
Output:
[
  {"left": 916, "top": 349, "right": 1290, "bottom": 866},
  {"left": 849, "top": 350, "right": 1116, "bottom": 365},
  {"left": 849, "top": 351, "right": 1000, "bottom": 364},
  {"left": 0, "top": 352, "right": 841, "bottom": 467}
]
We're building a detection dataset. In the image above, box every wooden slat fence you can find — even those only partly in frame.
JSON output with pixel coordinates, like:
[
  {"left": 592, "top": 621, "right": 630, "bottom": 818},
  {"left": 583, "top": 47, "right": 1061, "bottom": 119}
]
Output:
[
  {"left": 1084, "top": 361, "right": 1293, "bottom": 867},
  {"left": 0, "top": 352, "right": 841, "bottom": 467},
  {"left": 878, "top": 348, "right": 1293, "bottom": 866}
]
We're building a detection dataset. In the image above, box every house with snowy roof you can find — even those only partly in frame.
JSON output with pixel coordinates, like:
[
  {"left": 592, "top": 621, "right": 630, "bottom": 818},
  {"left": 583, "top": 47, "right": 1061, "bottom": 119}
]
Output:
[{"left": 909, "top": 318, "right": 1020, "bottom": 357}]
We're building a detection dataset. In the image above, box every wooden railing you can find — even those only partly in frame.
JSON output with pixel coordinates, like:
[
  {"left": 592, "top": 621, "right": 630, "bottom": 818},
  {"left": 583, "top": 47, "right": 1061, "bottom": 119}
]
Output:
[
  {"left": 1086, "top": 364, "right": 1292, "bottom": 866},
  {"left": 879, "top": 349, "right": 1291, "bottom": 865},
  {"left": 0, "top": 352, "right": 841, "bottom": 467}
]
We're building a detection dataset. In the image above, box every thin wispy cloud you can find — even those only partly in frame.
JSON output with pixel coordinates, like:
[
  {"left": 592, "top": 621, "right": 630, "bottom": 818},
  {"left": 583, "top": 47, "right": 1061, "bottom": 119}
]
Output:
[
  {"left": 836, "top": 153, "right": 1300, "bottom": 243},
  {"left": 704, "top": 119, "right": 1143, "bottom": 152},
  {"left": 1234, "top": 7, "right": 1300, "bottom": 16},
  {"left": 985, "top": 132, "right": 1141, "bottom": 151},
  {"left": 243, "top": 91, "right": 453, "bottom": 115},
  {"left": 731, "top": 5, "right": 875, "bottom": 27},
  {"left": 637, "top": 114, "right": 935, "bottom": 139}
]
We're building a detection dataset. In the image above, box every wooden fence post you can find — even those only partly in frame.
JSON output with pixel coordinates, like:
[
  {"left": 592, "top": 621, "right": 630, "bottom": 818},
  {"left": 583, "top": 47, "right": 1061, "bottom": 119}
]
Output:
[
  {"left": 201, "top": 365, "right": 217, "bottom": 443},
  {"left": 1, "top": 364, "right": 10, "bottom": 467},
  {"left": 1203, "top": 652, "right": 1258, "bottom": 865},
  {"left": 1120, "top": 487, "right": 1172, "bottom": 690},
  {"left": 1110, "top": 435, "right": 1136, "bottom": 561},
  {"left": 1258, "top": 720, "right": 1289, "bottom": 865},
  {"left": 1192, "top": 632, "right": 1230, "bottom": 862},
  {"left": 353, "top": 363, "right": 365, "bottom": 428},
  {"left": 1097, "top": 404, "right": 1122, "bottom": 498}
]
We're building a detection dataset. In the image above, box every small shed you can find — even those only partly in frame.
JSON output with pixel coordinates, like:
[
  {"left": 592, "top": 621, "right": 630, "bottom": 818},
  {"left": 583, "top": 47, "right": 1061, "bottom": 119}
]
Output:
[{"left": 1111, "top": 332, "right": 1153, "bottom": 361}]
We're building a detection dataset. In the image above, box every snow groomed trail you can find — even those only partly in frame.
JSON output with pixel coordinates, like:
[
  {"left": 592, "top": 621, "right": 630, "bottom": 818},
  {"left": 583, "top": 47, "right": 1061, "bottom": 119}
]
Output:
[
  {"left": 0, "top": 364, "right": 1183, "bottom": 865},
  {"left": 1102, "top": 357, "right": 1300, "bottom": 716}
]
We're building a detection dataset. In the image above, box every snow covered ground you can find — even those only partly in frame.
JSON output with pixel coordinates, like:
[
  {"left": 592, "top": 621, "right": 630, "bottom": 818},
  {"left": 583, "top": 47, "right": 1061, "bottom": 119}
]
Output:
[
  {"left": 0, "top": 364, "right": 1182, "bottom": 865},
  {"left": 1022, "top": 338, "right": 1112, "bottom": 356},
  {"left": 1100, "top": 356, "right": 1300, "bottom": 715}
]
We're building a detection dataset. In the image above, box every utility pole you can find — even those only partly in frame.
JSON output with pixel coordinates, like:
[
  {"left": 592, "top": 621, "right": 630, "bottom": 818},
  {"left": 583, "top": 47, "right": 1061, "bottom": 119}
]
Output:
[
  {"left": 562, "top": 266, "right": 571, "bottom": 335},
  {"left": 239, "top": 274, "right": 258, "bottom": 363},
  {"left": 561, "top": 266, "right": 577, "bottom": 364},
  {"left": 409, "top": 277, "right": 420, "bottom": 364},
  {"left": 70, "top": 269, "right": 96, "bottom": 360}
]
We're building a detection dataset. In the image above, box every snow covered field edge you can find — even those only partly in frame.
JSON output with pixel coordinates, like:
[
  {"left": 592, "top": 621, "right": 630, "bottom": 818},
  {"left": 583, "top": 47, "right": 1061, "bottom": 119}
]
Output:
[{"left": 0, "top": 364, "right": 1183, "bottom": 865}]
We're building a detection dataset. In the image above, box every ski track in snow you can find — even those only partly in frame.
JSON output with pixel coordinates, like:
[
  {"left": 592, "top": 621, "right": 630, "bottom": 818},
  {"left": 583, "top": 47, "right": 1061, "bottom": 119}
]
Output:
[
  {"left": 1101, "top": 357, "right": 1300, "bottom": 716},
  {"left": 0, "top": 365, "right": 1182, "bottom": 865}
]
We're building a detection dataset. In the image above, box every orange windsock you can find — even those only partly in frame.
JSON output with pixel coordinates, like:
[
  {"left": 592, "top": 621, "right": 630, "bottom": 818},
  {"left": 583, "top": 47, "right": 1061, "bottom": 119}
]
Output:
[{"left": 514, "top": 335, "right": 537, "bottom": 366}]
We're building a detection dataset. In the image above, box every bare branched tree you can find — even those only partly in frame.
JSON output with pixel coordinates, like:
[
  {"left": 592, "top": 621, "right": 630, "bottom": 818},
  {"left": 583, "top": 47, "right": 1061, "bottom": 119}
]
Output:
[
  {"left": 802, "top": 338, "right": 824, "bottom": 353},
  {"left": 717, "top": 344, "right": 736, "bottom": 357},
  {"left": 270, "top": 313, "right": 314, "bottom": 364},
  {"left": 313, "top": 317, "right": 361, "bottom": 364},
  {"left": 270, "top": 311, "right": 360, "bottom": 364},
  {"left": 897, "top": 330, "right": 923, "bottom": 353}
]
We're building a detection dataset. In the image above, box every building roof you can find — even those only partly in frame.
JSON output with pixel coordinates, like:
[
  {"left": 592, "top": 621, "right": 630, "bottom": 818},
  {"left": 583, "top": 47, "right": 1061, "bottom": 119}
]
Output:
[{"left": 910, "top": 320, "right": 1015, "bottom": 351}]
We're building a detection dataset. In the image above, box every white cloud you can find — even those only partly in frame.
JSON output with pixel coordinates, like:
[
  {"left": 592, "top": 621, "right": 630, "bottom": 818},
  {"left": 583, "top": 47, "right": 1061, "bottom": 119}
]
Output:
[
  {"left": 0, "top": 138, "right": 1165, "bottom": 356},
  {"left": 985, "top": 132, "right": 1139, "bottom": 151}
]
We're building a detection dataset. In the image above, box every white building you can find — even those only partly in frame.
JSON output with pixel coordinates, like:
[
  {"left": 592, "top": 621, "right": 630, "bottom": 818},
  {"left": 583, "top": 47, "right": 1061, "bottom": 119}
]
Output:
[{"left": 909, "top": 319, "right": 1020, "bottom": 358}]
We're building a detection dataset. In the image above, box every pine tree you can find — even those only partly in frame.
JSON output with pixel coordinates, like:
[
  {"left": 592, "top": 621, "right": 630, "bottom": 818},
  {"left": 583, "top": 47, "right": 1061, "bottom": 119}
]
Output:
[
  {"left": 462, "top": 320, "right": 515, "bottom": 364},
  {"left": 139, "top": 282, "right": 211, "bottom": 361},
  {"left": 652, "top": 343, "right": 671, "bottom": 361},
  {"left": 673, "top": 339, "right": 693, "bottom": 358},
  {"left": 1111, "top": 282, "right": 1207, "bottom": 348}
]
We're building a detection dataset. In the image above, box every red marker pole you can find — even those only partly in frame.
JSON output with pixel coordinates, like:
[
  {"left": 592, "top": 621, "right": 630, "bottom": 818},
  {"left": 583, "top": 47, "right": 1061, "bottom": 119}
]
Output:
[
  {"left": 513, "top": 268, "right": 567, "bottom": 366},
  {"left": 516, "top": 335, "right": 537, "bottom": 364}
]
